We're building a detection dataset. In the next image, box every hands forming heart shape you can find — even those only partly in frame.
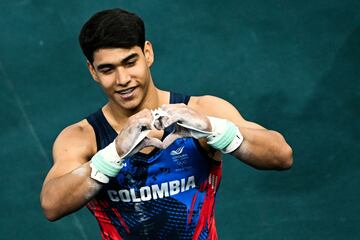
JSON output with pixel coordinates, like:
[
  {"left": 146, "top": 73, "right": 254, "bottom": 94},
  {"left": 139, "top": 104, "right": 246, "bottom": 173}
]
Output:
[{"left": 114, "top": 104, "right": 213, "bottom": 158}]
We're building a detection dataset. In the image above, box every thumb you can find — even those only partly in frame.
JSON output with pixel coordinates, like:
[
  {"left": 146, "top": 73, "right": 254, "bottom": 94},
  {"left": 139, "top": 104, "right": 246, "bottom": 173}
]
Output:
[
  {"left": 161, "top": 133, "right": 184, "bottom": 149},
  {"left": 143, "top": 137, "right": 165, "bottom": 149}
]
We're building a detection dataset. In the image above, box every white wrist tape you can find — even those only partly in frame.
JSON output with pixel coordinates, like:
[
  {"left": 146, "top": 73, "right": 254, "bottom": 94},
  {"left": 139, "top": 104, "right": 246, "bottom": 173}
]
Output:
[
  {"left": 177, "top": 116, "right": 243, "bottom": 153},
  {"left": 220, "top": 127, "right": 244, "bottom": 153},
  {"left": 90, "top": 163, "right": 110, "bottom": 184},
  {"left": 207, "top": 117, "right": 244, "bottom": 153},
  {"left": 90, "top": 129, "right": 150, "bottom": 183},
  {"left": 206, "top": 117, "right": 244, "bottom": 153},
  {"left": 90, "top": 141, "right": 124, "bottom": 183}
]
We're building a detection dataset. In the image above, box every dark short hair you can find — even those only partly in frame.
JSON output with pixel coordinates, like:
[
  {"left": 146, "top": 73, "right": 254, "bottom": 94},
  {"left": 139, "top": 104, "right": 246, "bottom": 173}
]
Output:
[{"left": 79, "top": 8, "right": 145, "bottom": 63}]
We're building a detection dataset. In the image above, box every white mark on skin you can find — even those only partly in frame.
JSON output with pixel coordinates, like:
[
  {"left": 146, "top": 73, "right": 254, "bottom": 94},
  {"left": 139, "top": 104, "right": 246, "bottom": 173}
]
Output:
[
  {"left": 84, "top": 179, "right": 102, "bottom": 201},
  {"left": 71, "top": 165, "right": 102, "bottom": 201},
  {"left": 72, "top": 165, "right": 88, "bottom": 177}
]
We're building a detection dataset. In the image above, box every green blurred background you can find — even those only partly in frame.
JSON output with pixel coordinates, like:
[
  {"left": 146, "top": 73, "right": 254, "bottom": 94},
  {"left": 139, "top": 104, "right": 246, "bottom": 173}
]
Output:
[{"left": 0, "top": 0, "right": 359, "bottom": 239}]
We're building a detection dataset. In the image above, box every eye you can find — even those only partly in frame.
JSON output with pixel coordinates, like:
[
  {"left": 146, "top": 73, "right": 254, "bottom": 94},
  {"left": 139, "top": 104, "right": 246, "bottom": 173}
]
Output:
[
  {"left": 125, "top": 61, "right": 136, "bottom": 67},
  {"left": 100, "top": 68, "right": 113, "bottom": 74}
]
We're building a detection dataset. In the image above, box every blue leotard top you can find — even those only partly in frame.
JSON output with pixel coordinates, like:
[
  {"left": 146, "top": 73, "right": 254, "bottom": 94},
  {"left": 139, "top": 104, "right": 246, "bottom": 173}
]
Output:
[{"left": 86, "top": 92, "right": 222, "bottom": 240}]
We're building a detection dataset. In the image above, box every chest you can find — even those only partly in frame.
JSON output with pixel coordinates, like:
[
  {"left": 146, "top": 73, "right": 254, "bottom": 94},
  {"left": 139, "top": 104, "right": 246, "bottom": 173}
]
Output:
[{"left": 108, "top": 138, "right": 210, "bottom": 191}]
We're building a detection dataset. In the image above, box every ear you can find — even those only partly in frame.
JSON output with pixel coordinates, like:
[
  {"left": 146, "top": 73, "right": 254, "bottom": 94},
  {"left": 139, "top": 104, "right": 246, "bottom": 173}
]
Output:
[
  {"left": 87, "top": 61, "right": 99, "bottom": 83},
  {"left": 143, "top": 41, "right": 154, "bottom": 67}
]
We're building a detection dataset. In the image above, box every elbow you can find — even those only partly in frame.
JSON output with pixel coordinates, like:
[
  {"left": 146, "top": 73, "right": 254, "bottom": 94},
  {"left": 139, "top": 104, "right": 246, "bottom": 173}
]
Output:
[
  {"left": 273, "top": 132, "right": 293, "bottom": 170},
  {"left": 278, "top": 144, "right": 293, "bottom": 170},
  {"left": 40, "top": 193, "right": 62, "bottom": 222},
  {"left": 44, "top": 213, "right": 60, "bottom": 222}
]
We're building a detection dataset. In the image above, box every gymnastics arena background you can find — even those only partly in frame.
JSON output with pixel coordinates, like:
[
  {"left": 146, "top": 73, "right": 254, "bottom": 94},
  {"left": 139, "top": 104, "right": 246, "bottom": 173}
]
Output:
[{"left": 0, "top": 0, "right": 359, "bottom": 239}]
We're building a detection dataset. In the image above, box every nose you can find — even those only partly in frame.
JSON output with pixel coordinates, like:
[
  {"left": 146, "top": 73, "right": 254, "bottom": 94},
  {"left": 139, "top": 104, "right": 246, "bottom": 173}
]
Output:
[{"left": 115, "top": 67, "right": 131, "bottom": 86}]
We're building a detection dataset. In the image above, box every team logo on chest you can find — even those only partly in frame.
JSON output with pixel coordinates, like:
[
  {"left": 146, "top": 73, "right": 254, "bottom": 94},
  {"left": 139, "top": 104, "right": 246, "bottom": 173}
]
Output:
[
  {"left": 171, "top": 146, "right": 185, "bottom": 155},
  {"left": 170, "top": 146, "right": 189, "bottom": 167}
]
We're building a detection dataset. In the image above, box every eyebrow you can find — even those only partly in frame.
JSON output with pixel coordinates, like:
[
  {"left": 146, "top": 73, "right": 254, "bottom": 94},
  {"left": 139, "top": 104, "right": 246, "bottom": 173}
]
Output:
[{"left": 96, "top": 53, "right": 139, "bottom": 71}]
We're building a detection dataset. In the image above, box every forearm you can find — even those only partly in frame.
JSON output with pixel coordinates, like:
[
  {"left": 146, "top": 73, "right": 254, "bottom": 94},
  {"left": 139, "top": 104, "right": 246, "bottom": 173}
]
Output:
[
  {"left": 231, "top": 127, "right": 293, "bottom": 170},
  {"left": 40, "top": 162, "right": 102, "bottom": 221}
]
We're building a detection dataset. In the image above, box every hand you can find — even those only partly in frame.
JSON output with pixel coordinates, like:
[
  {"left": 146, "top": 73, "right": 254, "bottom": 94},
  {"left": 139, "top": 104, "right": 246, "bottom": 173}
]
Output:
[
  {"left": 153, "top": 104, "right": 212, "bottom": 148},
  {"left": 114, "top": 109, "right": 163, "bottom": 158}
]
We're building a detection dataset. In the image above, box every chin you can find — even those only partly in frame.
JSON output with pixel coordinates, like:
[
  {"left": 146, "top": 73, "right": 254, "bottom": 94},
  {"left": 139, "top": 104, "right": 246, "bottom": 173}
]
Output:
[
  {"left": 118, "top": 99, "right": 142, "bottom": 111},
  {"left": 112, "top": 91, "right": 146, "bottom": 111}
]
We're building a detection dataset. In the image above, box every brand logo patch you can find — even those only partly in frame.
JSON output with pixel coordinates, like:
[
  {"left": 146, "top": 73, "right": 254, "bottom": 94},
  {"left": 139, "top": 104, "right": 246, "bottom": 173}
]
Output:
[{"left": 170, "top": 146, "right": 185, "bottom": 156}]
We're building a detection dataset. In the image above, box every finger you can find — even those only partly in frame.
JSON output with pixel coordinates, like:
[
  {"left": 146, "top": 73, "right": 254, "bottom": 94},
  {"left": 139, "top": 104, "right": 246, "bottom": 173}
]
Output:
[
  {"left": 142, "top": 137, "right": 164, "bottom": 149},
  {"left": 159, "top": 104, "right": 184, "bottom": 117},
  {"left": 174, "top": 125, "right": 193, "bottom": 138},
  {"left": 162, "top": 133, "right": 183, "bottom": 149},
  {"left": 135, "top": 117, "right": 154, "bottom": 130},
  {"left": 159, "top": 115, "right": 179, "bottom": 128},
  {"left": 119, "top": 130, "right": 150, "bottom": 158},
  {"left": 125, "top": 138, "right": 150, "bottom": 157},
  {"left": 177, "top": 122, "right": 212, "bottom": 138},
  {"left": 152, "top": 115, "right": 169, "bottom": 130},
  {"left": 161, "top": 125, "right": 193, "bottom": 148},
  {"left": 160, "top": 105, "right": 192, "bottom": 125},
  {"left": 126, "top": 136, "right": 164, "bottom": 157},
  {"left": 129, "top": 109, "right": 154, "bottom": 129},
  {"left": 151, "top": 106, "right": 184, "bottom": 130},
  {"left": 126, "top": 142, "right": 145, "bottom": 157},
  {"left": 150, "top": 108, "right": 168, "bottom": 130}
]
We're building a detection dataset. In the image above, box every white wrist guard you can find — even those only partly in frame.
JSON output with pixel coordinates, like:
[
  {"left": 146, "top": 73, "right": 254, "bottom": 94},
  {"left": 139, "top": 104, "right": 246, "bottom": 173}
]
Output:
[
  {"left": 90, "top": 141, "right": 124, "bottom": 184},
  {"left": 222, "top": 127, "right": 243, "bottom": 153},
  {"left": 206, "top": 117, "right": 244, "bottom": 153},
  {"left": 177, "top": 116, "right": 243, "bottom": 154},
  {"left": 90, "top": 163, "right": 110, "bottom": 184},
  {"left": 90, "top": 129, "right": 150, "bottom": 184}
]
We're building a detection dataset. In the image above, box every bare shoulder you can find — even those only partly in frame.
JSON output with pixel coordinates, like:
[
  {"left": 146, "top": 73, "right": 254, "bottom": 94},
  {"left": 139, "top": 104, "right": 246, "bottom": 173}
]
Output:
[
  {"left": 42, "top": 119, "right": 97, "bottom": 183},
  {"left": 53, "top": 119, "right": 97, "bottom": 164},
  {"left": 189, "top": 95, "right": 264, "bottom": 129},
  {"left": 188, "top": 95, "right": 240, "bottom": 117},
  {"left": 55, "top": 119, "right": 95, "bottom": 145}
]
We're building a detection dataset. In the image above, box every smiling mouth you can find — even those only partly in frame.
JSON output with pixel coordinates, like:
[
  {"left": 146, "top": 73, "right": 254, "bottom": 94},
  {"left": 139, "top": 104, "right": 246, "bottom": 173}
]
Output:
[{"left": 115, "top": 87, "right": 137, "bottom": 95}]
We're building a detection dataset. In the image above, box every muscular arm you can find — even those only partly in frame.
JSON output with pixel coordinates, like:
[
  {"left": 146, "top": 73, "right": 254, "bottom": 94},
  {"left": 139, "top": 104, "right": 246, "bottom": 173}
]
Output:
[
  {"left": 192, "top": 96, "right": 293, "bottom": 170},
  {"left": 40, "top": 109, "right": 164, "bottom": 221},
  {"left": 40, "top": 121, "right": 102, "bottom": 221},
  {"left": 232, "top": 125, "right": 293, "bottom": 170}
]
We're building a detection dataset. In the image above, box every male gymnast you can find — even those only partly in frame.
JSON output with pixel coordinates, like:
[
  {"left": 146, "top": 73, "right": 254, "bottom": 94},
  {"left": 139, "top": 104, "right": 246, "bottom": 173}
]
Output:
[{"left": 40, "top": 8, "right": 293, "bottom": 240}]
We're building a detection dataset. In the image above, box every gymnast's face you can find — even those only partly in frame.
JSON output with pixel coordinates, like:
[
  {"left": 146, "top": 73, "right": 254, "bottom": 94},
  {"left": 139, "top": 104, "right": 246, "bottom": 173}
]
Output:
[{"left": 88, "top": 41, "right": 154, "bottom": 111}]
